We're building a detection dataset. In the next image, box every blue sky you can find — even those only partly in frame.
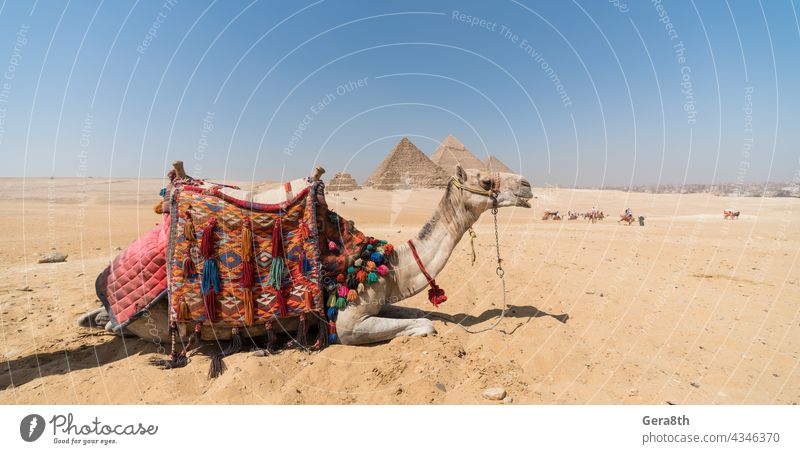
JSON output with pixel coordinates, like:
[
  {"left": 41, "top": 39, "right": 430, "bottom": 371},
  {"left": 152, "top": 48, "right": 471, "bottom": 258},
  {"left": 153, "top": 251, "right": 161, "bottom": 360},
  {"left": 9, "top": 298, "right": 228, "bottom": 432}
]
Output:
[{"left": 0, "top": 0, "right": 797, "bottom": 187}]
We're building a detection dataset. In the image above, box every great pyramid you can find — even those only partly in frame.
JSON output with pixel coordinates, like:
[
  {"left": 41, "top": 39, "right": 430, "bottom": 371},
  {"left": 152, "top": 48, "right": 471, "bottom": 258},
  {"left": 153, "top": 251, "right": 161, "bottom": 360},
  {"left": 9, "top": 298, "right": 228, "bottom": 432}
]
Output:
[
  {"left": 430, "top": 134, "right": 485, "bottom": 175},
  {"left": 364, "top": 137, "right": 450, "bottom": 189},
  {"left": 484, "top": 156, "right": 514, "bottom": 173},
  {"left": 327, "top": 172, "right": 360, "bottom": 191}
]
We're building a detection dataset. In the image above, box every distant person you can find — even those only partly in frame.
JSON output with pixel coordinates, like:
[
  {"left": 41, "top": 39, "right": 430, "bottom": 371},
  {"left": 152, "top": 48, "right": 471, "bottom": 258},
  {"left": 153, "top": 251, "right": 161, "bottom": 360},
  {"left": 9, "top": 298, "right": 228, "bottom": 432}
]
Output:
[{"left": 624, "top": 207, "right": 632, "bottom": 217}]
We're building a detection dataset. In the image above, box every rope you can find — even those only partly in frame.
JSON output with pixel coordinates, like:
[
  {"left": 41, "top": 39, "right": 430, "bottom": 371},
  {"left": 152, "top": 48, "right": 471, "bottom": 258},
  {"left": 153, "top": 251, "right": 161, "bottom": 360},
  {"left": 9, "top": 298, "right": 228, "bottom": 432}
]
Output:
[{"left": 428, "top": 193, "right": 509, "bottom": 334}]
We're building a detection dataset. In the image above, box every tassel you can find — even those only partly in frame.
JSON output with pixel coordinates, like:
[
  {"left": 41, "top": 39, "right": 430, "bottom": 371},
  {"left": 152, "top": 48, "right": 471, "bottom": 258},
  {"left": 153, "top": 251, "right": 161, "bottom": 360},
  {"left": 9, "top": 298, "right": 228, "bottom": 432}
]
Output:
[
  {"left": 336, "top": 274, "right": 345, "bottom": 283},
  {"left": 242, "top": 288, "right": 254, "bottom": 326},
  {"left": 327, "top": 307, "right": 338, "bottom": 321},
  {"left": 183, "top": 256, "right": 195, "bottom": 277},
  {"left": 367, "top": 272, "right": 378, "bottom": 283},
  {"left": 427, "top": 282, "right": 447, "bottom": 308},
  {"left": 327, "top": 293, "right": 337, "bottom": 308},
  {"left": 328, "top": 240, "right": 337, "bottom": 252},
  {"left": 275, "top": 289, "right": 288, "bottom": 317},
  {"left": 328, "top": 321, "right": 338, "bottom": 344},
  {"left": 201, "top": 258, "right": 220, "bottom": 322},
  {"left": 200, "top": 217, "right": 216, "bottom": 258},
  {"left": 264, "top": 323, "right": 278, "bottom": 354},
  {"left": 356, "top": 270, "right": 367, "bottom": 283},
  {"left": 150, "top": 322, "right": 189, "bottom": 369},
  {"left": 357, "top": 283, "right": 365, "bottom": 293},
  {"left": 347, "top": 266, "right": 356, "bottom": 275},
  {"left": 365, "top": 261, "right": 376, "bottom": 272},
  {"left": 209, "top": 327, "right": 243, "bottom": 379},
  {"left": 383, "top": 244, "right": 394, "bottom": 256},
  {"left": 370, "top": 252, "right": 383, "bottom": 265},
  {"left": 337, "top": 286, "right": 349, "bottom": 298},
  {"left": 377, "top": 264, "right": 389, "bottom": 276},
  {"left": 336, "top": 297, "right": 347, "bottom": 309},
  {"left": 316, "top": 315, "right": 329, "bottom": 349},
  {"left": 184, "top": 212, "right": 196, "bottom": 243},
  {"left": 153, "top": 200, "right": 165, "bottom": 214},
  {"left": 354, "top": 258, "right": 363, "bottom": 268},
  {"left": 241, "top": 218, "right": 255, "bottom": 286},
  {"left": 303, "top": 289, "right": 313, "bottom": 311},
  {"left": 346, "top": 276, "right": 357, "bottom": 290},
  {"left": 297, "top": 314, "right": 308, "bottom": 347},
  {"left": 179, "top": 301, "right": 192, "bottom": 321},
  {"left": 347, "top": 289, "right": 358, "bottom": 302},
  {"left": 268, "top": 218, "right": 286, "bottom": 290}
]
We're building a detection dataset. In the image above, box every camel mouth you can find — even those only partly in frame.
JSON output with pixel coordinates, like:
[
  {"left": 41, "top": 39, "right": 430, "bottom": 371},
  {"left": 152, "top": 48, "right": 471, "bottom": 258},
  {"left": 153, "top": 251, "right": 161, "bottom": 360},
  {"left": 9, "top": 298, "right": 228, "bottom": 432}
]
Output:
[{"left": 514, "top": 195, "right": 532, "bottom": 208}]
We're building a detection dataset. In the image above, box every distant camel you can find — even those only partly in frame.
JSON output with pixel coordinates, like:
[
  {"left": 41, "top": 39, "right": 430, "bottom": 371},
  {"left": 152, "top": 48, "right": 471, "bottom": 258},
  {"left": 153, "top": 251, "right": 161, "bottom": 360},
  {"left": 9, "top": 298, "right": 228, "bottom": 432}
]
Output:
[
  {"left": 618, "top": 213, "right": 634, "bottom": 225},
  {"left": 586, "top": 211, "right": 604, "bottom": 223},
  {"left": 723, "top": 210, "right": 740, "bottom": 220},
  {"left": 542, "top": 210, "right": 561, "bottom": 220}
]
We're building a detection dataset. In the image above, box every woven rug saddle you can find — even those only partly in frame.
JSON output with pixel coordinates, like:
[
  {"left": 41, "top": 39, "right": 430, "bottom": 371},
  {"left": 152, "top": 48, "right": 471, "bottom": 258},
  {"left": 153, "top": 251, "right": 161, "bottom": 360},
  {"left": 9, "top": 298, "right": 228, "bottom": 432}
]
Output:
[{"left": 97, "top": 166, "right": 394, "bottom": 377}]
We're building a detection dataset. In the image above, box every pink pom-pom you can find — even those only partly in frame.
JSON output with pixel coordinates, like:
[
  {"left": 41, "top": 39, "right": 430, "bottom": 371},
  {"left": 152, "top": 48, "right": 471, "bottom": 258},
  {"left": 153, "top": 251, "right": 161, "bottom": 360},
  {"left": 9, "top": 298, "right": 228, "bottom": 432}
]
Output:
[
  {"left": 338, "top": 286, "right": 349, "bottom": 297},
  {"left": 377, "top": 265, "right": 389, "bottom": 276},
  {"left": 328, "top": 241, "right": 337, "bottom": 251}
]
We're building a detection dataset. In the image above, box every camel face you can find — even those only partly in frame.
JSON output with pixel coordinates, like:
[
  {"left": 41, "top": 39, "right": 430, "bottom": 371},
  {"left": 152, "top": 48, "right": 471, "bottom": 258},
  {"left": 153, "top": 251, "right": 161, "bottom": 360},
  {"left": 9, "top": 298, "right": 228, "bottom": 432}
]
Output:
[{"left": 455, "top": 166, "right": 533, "bottom": 211}]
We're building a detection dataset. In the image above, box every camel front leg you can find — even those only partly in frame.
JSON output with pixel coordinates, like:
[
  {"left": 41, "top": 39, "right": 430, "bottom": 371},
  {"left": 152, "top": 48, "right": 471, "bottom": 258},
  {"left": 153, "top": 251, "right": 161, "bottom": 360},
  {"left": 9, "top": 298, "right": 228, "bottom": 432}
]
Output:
[
  {"left": 378, "top": 304, "right": 427, "bottom": 319},
  {"left": 336, "top": 309, "right": 435, "bottom": 345}
]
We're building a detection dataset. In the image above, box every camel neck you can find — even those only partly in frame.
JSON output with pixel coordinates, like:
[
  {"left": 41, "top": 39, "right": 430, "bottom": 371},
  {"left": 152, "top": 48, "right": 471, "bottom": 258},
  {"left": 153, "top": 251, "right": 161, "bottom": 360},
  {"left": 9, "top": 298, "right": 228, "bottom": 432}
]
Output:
[{"left": 400, "top": 185, "right": 480, "bottom": 292}]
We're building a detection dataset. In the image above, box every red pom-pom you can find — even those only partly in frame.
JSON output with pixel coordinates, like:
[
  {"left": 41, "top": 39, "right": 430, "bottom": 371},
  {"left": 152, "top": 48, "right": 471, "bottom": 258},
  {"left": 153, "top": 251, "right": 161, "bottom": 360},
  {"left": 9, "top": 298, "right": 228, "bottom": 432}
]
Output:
[
  {"left": 336, "top": 273, "right": 345, "bottom": 283},
  {"left": 383, "top": 244, "right": 394, "bottom": 256}
]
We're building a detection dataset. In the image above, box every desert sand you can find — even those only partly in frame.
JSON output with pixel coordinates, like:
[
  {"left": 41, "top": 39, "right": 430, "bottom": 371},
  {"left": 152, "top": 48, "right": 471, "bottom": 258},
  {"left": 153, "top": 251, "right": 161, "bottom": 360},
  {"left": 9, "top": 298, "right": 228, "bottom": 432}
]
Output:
[{"left": 0, "top": 177, "right": 798, "bottom": 404}]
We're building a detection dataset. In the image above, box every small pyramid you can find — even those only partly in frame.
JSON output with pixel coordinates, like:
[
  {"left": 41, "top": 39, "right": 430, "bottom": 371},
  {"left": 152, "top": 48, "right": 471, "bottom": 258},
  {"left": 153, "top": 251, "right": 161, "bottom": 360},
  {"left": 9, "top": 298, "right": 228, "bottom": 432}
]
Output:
[
  {"left": 327, "top": 172, "right": 360, "bottom": 191},
  {"left": 364, "top": 137, "right": 450, "bottom": 189},
  {"left": 484, "top": 156, "right": 514, "bottom": 173},
  {"left": 430, "top": 134, "right": 485, "bottom": 175}
]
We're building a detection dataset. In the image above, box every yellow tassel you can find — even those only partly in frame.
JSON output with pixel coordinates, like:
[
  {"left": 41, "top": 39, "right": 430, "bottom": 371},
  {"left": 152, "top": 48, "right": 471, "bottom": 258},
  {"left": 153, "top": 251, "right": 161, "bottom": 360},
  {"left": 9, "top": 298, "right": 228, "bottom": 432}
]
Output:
[
  {"left": 241, "top": 219, "right": 253, "bottom": 262},
  {"left": 184, "top": 213, "right": 196, "bottom": 243},
  {"left": 179, "top": 301, "right": 192, "bottom": 321},
  {"left": 243, "top": 288, "right": 254, "bottom": 326}
]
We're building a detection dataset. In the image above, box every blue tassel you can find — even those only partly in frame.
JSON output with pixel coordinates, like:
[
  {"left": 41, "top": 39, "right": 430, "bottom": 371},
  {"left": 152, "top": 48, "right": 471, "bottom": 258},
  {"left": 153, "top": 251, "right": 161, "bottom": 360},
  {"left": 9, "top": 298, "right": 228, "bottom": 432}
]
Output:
[
  {"left": 370, "top": 252, "right": 383, "bottom": 265},
  {"left": 329, "top": 333, "right": 338, "bottom": 343},
  {"left": 327, "top": 307, "right": 338, "bottom": 321},
  {"left": 201, "top": 258, "right": 220, "bottom": 294}
]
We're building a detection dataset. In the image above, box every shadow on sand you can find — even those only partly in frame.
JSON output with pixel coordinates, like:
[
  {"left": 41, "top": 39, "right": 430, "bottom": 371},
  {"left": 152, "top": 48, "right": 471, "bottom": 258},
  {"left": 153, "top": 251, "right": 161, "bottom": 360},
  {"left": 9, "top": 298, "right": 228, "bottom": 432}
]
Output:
[
  {"left": 429, "top": 304, "right": 569, "bottom": 334},
  {"left": 0, "top": 335, "right": 160, "bottom": 391}
]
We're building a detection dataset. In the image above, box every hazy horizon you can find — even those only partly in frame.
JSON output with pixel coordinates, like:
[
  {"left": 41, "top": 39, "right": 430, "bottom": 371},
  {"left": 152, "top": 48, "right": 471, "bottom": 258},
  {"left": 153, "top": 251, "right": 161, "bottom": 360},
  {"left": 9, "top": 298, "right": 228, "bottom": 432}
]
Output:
[{"left": 1, "top": 1, "right": 798, "bottom": 187}]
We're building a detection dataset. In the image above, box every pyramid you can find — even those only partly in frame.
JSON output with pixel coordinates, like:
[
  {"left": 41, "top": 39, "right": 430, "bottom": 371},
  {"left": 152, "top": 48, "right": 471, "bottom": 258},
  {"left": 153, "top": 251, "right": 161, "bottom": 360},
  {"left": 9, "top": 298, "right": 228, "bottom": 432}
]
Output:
[
  {"left": 429, "top": 134, "right": 485, "bottom": 175},
  {"left": 364, "top": 137, "right": 450, "bottom": 189},
  {"left": 484, "top": 156, "right": 514, "bottom": 173},
  {"left": 327, "top": 172, "right": 360, "bottom": 191}
]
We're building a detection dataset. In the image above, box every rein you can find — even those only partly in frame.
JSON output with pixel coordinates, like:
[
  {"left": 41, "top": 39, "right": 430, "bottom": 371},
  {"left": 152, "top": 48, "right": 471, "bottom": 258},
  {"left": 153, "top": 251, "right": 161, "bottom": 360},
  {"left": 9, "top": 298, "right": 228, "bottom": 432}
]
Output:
[{"left": 418, "top": 175, "right": 510, "bottom": 334}]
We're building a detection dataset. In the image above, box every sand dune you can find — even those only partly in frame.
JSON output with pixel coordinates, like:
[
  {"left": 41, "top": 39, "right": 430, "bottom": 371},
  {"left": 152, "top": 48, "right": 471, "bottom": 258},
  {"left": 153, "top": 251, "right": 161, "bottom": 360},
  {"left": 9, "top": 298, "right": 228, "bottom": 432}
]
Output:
[{"left": 0, "top": 178, "right": 798, "bottom": 404}]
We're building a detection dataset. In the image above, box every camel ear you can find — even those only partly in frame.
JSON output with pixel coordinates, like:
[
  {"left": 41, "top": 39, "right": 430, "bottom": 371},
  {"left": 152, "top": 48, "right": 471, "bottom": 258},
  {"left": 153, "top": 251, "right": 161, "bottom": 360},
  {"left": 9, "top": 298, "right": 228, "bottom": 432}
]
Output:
[{"left": 455, "top": 165, "right": 467, "bottom": 183}]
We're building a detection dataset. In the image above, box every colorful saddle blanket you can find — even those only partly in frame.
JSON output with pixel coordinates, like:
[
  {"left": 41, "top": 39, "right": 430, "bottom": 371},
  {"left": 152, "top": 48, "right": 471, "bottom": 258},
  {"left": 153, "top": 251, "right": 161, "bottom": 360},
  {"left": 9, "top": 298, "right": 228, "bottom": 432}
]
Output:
[{"left": 166, "top": 181, "right": 325, "bottom": 328}]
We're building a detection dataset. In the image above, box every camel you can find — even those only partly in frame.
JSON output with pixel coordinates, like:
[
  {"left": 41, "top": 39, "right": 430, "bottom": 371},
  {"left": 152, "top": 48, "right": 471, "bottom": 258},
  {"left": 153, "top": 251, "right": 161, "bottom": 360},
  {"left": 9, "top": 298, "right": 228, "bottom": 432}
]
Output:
[
  {"left": 618, "top": 213, "right": 634, "bottom": 225},
  {"left": 723, "top": 210, "right": 740, "bottom": 220},
  {"left": 78, "top": 165, "right": 533, "bottom": 347},
  {"left": 586, "top": 211, "right": 604, "bottom": 223},
  {"left": 541, "top": 210, "right": 560, "bottom": 220}
]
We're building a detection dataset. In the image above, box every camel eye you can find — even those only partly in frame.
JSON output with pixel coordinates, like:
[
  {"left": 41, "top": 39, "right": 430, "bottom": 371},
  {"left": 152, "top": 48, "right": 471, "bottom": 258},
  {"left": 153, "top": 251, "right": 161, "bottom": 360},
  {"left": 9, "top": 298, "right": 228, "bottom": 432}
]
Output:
[{"left": 480, "top": 178, "right": 492, "bottom": 190}]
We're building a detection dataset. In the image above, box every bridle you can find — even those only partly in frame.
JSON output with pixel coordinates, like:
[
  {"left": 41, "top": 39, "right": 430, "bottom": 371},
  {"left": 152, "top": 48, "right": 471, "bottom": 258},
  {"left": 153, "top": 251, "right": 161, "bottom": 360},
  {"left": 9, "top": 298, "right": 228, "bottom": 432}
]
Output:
[{"left": 411, "top": 172, "right": 511, "bottom": 334}]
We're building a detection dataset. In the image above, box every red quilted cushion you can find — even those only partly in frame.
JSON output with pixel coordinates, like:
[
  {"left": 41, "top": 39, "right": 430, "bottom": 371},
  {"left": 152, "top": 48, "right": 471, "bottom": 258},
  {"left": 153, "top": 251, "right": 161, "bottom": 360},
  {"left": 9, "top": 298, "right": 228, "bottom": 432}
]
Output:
[{"left": 98, "top": 217, "right": 169, "bottom": 327}]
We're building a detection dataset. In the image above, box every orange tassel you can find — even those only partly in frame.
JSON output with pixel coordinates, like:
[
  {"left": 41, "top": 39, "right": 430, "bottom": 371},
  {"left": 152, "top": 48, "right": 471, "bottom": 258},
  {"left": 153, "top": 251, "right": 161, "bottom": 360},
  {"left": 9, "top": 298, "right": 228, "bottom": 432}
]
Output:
[
  {"left": 179, "top": 301, "right": 192, "bottom": 321},
  {"left": 303, "top": 289, "right": 313, "bottom": 311},
  {"left": 356, "top": 270, "right": 367, "bottom": 283},
  {"left": 153, "top": 200, "right": 164, "bottom": 214},
  {"left": 347, "top": 289, "right": 358, "bottom": 302},
  {"left": 184, "top": 212, "right": 196, "bottom": 242},
  {"left": 243, "top": 288, "right": 254, "bottom": 326}
]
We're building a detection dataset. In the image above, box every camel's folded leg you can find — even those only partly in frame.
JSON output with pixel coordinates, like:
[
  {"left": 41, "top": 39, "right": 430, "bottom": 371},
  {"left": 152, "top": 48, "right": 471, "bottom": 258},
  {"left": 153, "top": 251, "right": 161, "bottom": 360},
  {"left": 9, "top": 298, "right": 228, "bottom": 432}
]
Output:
[
  {"left": 377, "top": 304, "right": 427, "bottom": 319},
  {"left": 336, "top": 310, "right": 435, "bottom": 345},
  {"left": 76, "top": 307, "right": 109, "bottom": 328}
]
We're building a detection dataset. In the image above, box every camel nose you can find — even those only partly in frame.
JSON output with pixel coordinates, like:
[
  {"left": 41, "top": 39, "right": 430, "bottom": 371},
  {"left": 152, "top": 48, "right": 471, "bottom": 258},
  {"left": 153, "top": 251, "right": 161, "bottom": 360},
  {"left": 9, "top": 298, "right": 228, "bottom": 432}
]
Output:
[{"left": 517, "top": 178, "right": 533, "bottom": 197}]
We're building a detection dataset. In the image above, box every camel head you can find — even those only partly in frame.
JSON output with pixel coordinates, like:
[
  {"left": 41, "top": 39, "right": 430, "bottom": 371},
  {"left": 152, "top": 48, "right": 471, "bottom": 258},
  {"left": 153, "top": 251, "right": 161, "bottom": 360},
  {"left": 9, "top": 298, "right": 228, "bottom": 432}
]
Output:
[{"left": 452, "top": 165, "right": 533, "bottom": 214}]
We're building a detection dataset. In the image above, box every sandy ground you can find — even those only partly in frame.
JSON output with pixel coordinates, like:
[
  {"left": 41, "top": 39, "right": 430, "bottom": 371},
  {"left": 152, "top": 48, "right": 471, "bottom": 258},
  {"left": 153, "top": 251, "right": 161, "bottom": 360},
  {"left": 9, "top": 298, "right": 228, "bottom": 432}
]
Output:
[{"left": 0, "top": 177, "right": 798, "bottom": 404}]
